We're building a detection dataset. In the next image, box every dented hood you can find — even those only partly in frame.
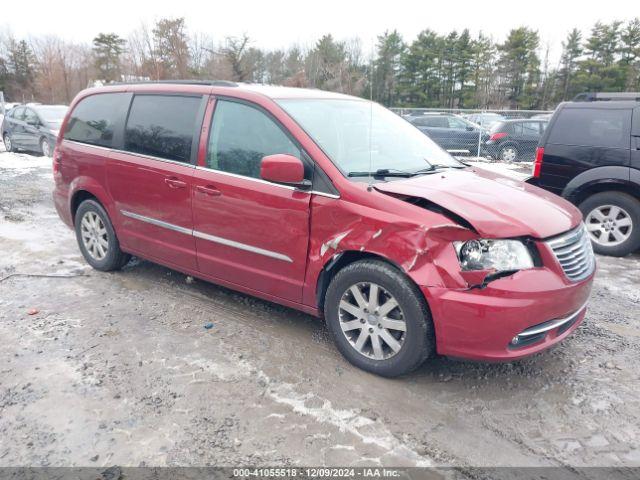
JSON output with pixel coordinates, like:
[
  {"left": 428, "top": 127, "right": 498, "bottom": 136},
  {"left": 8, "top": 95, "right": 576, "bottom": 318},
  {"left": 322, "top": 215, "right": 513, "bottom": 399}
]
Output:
[{"left": 375, "top": 167, "right": 582, "bottom": 239}]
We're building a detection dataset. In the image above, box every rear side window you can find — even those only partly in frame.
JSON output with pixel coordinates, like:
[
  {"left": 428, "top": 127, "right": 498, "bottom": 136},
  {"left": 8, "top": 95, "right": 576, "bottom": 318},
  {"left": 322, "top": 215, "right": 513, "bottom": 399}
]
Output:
[
  {"left": 125, "top": 95, "right": 202, "bottom": 163},
  {"left": 548, "top": 108, "right": 632, "bottom": 148},
  {"left": 207, "top": 99, "right": 300, "bottom": 179},
  {"left": 522, "top": 122, "right": 541, "bottom": 135},
  {"left": 64, "top": 93, "right": 131, "bottom": 147}
]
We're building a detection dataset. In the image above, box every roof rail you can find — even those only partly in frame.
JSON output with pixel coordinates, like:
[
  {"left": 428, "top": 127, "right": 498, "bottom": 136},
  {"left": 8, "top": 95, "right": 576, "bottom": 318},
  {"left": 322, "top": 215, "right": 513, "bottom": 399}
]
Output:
[
  {"left": 110, "top": 79, "right": 238, "bottom": 87},
  {"left": 572, "top": 92, "right": 640, "bottom": 102}
]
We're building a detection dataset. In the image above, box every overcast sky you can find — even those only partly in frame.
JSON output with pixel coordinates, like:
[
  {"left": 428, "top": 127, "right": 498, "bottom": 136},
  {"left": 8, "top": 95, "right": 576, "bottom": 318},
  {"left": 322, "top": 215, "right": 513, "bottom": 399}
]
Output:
[{"left": 3, "top": 0, "right": 636, "bottom": 62}]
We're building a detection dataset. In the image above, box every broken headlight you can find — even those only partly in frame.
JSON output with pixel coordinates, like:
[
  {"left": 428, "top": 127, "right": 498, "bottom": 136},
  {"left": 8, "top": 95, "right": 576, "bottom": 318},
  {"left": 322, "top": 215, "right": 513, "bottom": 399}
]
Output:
[{"left": 454, "top": 239, "right": 534, "bottom": 272}]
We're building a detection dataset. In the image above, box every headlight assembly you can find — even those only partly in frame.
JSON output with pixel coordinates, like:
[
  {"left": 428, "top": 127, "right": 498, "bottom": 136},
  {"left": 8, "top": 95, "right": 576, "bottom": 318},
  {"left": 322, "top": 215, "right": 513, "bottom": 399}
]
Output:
[{"left": 454, "top": 239, "right": 534, "bottom": 272}]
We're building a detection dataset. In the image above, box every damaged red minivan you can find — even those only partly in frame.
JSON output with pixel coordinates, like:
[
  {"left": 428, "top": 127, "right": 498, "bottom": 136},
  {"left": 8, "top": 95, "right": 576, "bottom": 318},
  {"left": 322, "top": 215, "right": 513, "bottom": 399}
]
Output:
[{"left": 53, "top": 81, "right": 595, "bottom": 377}]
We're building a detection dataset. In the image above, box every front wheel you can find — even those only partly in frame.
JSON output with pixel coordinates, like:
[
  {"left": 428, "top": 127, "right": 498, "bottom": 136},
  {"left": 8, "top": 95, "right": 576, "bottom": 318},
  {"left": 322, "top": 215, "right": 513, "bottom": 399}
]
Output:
[
  {"left": 3, "top": 134, "right": 13, "bottom": 152},
  {"left": 75, "top": 199, "right": 130, "bottom": 271},
  {"left": 40, "top": 137, "right": 52, "bottom": 157},
  {"left": 324, "top": 260, "right": 435, "bottom": 377},
  {"left": 580, "top": 191, "right": 640, "bottom": 256}
]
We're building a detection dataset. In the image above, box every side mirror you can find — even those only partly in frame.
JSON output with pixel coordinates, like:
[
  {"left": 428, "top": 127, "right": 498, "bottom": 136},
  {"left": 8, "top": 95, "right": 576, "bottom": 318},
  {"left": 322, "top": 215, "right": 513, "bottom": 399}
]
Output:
[
  {"left": 260, "top": 154, "right": 311, "bottom": 189},
  {"left": 466, "top": 125, "right": 475, "bottom": 131}
]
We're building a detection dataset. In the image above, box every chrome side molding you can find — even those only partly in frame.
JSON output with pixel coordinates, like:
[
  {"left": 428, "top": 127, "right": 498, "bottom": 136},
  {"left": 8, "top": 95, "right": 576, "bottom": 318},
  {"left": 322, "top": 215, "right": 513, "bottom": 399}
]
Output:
[{"left": 120, "top": 210, "right": 293, "bottom": 263}]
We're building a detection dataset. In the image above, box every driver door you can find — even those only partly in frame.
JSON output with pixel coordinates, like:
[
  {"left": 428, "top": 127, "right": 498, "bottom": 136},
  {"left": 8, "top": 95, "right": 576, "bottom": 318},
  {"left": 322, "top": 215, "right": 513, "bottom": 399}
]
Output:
[{"left": 192, "top": 98, "right": 312, "bottom": 302}]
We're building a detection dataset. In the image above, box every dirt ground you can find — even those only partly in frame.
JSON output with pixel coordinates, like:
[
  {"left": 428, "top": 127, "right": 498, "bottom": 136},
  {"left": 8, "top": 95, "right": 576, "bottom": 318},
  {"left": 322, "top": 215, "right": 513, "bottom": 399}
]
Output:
[{"left": 0, "top": 148, "right": 639, "bottom": 472}]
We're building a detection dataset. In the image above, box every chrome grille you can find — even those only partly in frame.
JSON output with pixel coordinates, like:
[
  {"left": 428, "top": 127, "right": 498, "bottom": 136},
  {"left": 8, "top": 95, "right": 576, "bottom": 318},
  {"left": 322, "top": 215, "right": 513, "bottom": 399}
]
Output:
[{"left": 546, "top": 224, "right": 595, "bottom": 282}]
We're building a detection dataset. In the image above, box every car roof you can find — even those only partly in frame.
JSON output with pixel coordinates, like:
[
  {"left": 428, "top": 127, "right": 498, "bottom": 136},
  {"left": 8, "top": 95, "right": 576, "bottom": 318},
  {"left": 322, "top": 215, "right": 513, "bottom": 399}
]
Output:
[
  {"left": 561, "top": 100, "right": 639, "bottom": 109},
  {"left": 82, "top": 81, "right": 363, "bottom": 102},
  {"left": 499, "top": 118, "right": 547, "bottom": 123}
]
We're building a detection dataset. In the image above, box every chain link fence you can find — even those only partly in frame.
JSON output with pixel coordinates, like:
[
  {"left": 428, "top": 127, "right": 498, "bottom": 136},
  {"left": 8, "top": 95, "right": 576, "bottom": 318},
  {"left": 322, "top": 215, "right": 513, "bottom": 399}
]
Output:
[{"left": 392, "top": 108, "right": 554, "bottom": 162}]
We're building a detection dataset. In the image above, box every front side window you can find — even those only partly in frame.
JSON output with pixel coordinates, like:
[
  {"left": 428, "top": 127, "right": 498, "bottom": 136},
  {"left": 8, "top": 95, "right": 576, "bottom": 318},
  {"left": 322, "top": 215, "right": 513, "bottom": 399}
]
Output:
[
  {"left": 278, "top": 99, "right": 462, "bottom": 176},
  {"left": 13, "top": 107, "right": 25, "bottom": 121},
  {"left": 65, "top": 93, "right": 131, "bottom": 148},
  {"left": 125, "top": 95, "right": 202, "bottom": 163},
  {"left": 207, "top": 100, "right": 300, "bottom": 179},
  {"left": 548, "top": 108, "right": 632, "bottom": 148},
  {"left": 23, "top": 108, "right": 39, "bottom": 125}
]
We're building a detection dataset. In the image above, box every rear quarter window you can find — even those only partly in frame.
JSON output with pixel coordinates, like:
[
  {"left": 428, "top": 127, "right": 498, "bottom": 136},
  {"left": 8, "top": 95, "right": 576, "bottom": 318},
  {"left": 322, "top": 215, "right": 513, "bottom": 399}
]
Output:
[
  {"left": 64, "top": 93, "right": 131, "bottom": 148},
  {"left": 548, "top": 107, "right": 632, "bottom": 148}
]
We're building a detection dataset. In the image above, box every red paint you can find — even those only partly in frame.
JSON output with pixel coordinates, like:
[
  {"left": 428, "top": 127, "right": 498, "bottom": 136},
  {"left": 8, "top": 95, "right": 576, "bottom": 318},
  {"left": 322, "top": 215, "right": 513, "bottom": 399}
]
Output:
[
  {"left": 260, "top": 154, "right": 305, "bottom": 185},
  {"left": 53, "top": 83, "right": 595, "bottom": 363}
]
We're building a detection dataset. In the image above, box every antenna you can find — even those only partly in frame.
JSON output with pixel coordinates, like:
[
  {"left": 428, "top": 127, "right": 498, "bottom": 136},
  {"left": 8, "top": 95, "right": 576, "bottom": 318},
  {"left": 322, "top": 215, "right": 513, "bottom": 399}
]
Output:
[{"left": 367, "top": 38, "right": 375, "bottom": 192}]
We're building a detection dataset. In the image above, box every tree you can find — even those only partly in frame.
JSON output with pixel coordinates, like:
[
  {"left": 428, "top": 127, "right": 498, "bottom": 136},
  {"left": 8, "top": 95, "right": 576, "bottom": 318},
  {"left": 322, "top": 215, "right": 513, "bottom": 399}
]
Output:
[
  {"left": 496, "top": 27, "right": 541, "bottom": 108},
  {"left": 555, "top": 28, "right": 582, "bottom": 101},
  {"left": 221, "top": 34, "right": 251, "bottom": 81},
  {"left": 373, "top": 30, "right": 404, "bottom": 106},
  {"left": 152, "top": 18, "right": 190, "bottom": 79},
  {"left": 620, "top": 18, "right": 640, "bottom": 90},
  {"left": 93, "top": 33, "right": 126, "bottom": 82},
  {"left": 7, "top": 39, "right": 36, "bottom": 100}
]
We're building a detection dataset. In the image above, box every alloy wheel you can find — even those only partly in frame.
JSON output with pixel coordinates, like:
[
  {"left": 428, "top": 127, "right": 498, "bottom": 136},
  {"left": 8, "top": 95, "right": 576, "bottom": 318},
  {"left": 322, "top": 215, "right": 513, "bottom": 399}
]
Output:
[
  {"left": 3, "top": 135, "right": 11, "bottom": 152},
  {"left": 41, "top": 139, "right": 51, "bottom": 157},
  {"left": 338, "top": 282, "right": 407, "bottom": 360},
  {"left": 585, "top": 204, "right": 633, "bottom": 247},
  {"left": 80, "top": 211, "right": 109, "bottom": 260},
  {"left": 500, "top": 147, "right": 517, "bottom": 162}
]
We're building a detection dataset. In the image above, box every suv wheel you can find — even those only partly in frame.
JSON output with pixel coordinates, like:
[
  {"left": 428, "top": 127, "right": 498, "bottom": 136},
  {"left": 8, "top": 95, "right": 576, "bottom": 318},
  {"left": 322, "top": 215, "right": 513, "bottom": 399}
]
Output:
[
  {"left": 3, "top": 134, "right": 13, "bottom": 152},
  {"left": 75, "top": 199, "right": 130, "bottom": 271},
  {"left": 580, "top": 191, "right": 640, "bottom": 256},
  {"left": 499, "top": 145, "right": 518, "bottom": 162},
  {"left": 40, "top": 138, "right": 52, "bottom": 157},
  {"left": 324, "top": 259, "right": 435, "bottom": 377}
]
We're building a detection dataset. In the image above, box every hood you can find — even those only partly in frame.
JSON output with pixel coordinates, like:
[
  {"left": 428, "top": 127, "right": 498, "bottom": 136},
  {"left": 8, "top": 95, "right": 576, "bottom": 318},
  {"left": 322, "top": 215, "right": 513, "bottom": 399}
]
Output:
[{"left": 375, "top": 167, "right": 582, "bottom": 239}]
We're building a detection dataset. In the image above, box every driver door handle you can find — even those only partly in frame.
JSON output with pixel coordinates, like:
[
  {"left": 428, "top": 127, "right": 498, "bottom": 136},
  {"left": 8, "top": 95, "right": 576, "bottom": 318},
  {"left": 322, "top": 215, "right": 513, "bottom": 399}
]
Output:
[{"left": 164, "top": 177, "right": 187, "bottom": 189}]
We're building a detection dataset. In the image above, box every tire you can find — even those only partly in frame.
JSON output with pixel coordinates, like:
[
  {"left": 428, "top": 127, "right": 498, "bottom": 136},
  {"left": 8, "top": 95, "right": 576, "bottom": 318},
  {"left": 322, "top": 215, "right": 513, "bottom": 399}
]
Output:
[
  {"left": 324, "top": 259, "right": 435, "bottom": 377},
  {"left": 74, "top": 199, "right": 130, "bottom": 271},
  {"left": 499, "top": 145, "right": 518, "bottom": 162},
  {"left": 40, "top": 137, "right": 52, "bottom": 157},
  {"left": 3, "top": 134, "right": 13, "bottom": 153},
  {"left": 579, "top": 191, "right": 640, "bottom": 257}
]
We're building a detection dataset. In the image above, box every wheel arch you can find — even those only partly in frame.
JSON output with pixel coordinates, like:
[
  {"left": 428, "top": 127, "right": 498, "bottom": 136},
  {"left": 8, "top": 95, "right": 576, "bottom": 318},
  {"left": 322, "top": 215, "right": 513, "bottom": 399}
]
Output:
[
  {"left": 315, "top": 250, "right": 424, "bottom": 315},
  {"left": 68, "top": 178, "right": 117, "bottom": 226},
  {"left": 563, "top": 168, "right": 639, "bottom": 206}
]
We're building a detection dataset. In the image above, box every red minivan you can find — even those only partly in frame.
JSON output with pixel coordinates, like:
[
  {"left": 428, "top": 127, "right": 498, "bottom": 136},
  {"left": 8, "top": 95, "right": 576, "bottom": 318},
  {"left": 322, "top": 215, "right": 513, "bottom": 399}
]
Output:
[{"left": 53, "top": 81, "right": 595, "bottom": 377}]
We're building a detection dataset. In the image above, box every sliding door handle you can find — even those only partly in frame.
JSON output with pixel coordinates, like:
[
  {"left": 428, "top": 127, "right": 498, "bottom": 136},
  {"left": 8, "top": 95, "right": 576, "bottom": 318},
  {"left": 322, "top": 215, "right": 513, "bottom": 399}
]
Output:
[{"left": 195, "top": 185, "right": 221, "bottom": 197}]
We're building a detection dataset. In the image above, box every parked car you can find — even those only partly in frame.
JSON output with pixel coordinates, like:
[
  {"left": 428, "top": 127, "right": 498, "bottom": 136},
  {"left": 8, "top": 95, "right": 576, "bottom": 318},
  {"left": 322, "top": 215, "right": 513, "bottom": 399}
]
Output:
[
  {"left": 483, "top": 119, "right": 548, "bottom": 161},
  {"left": 2, "top": 104, "right": 68, "bottom": 157},
  {"left": 53, "top": 82, "right": 594, "bottom": 377},
  {"left": 465, "top": 112, "right": 505, "bottom": 129},
  {"left": 405, "top": 112, "right": 486, "bottom": 155},
  {"left": 528, "top": 92, "right": 640, "bottom": 257}
]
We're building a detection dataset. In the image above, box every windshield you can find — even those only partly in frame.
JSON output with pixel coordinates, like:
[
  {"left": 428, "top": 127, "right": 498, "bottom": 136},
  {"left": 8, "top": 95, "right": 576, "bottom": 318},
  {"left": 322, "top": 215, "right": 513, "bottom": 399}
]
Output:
[
  {"left": 277, "top": 99, "right": 463, "bottom": 176},
  {"left": 37, "top": 106, "right": 67, "bottom": 124}
]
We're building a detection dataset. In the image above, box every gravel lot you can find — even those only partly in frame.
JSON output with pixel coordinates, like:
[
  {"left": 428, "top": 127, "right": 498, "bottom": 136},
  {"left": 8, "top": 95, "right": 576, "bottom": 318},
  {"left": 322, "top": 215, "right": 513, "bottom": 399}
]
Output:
[{"left": 0, "top": 148, "right": 639, "bottom": 472}]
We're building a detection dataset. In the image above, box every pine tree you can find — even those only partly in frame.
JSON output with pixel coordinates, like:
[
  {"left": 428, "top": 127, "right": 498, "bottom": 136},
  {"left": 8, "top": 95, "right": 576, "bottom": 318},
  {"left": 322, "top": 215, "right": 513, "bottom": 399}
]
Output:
[
  {"left": 373, "top": 30, "right": 404, "bottom": 106},
  {"left": 92, "top": 33, "right": 126, "bottom": 83}
]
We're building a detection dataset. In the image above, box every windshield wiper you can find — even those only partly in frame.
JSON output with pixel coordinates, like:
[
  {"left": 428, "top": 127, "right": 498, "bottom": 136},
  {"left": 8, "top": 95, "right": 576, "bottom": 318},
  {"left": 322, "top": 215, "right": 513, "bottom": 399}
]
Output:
[{"left": 348, "top": 168, "right": 417, "bottom": 178}]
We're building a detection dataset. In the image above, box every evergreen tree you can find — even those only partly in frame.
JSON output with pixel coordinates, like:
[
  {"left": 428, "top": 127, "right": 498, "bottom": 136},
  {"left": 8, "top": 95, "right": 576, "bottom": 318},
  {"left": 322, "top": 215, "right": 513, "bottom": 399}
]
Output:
[
  {"left": 496, "top": 27, "right": 540, "bottom": 108},
  {"left": 92, "top": 33, "right": 126, "bottom": 83},
  {"left": 373, "top": 30, "right": 404, "bottom": 106}
]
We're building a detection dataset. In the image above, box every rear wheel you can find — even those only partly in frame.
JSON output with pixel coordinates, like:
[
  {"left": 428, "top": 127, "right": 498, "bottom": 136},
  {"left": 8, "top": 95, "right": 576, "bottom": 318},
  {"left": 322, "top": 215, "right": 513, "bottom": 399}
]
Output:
[
  {"left": 324, "top": 260, "right": 435, "bottom": 377},
  {"left": 499, "top": 145, "right": 518, "bottom": 162},
  {"left": 3, "top": 134, "right": 13, "bottom": 152},
  {"left": 75, "top": 199, "right": 130, "bottom": 271},
  {"left": 580, "top": 191, "right": 640, "bottom": 256}
]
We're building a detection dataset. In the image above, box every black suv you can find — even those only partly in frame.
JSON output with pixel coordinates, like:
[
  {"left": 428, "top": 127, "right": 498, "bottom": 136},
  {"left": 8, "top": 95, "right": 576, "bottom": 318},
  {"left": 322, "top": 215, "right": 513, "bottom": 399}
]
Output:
[{"left": 529, "top": 92, "right": 640, "bottom": 256}]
